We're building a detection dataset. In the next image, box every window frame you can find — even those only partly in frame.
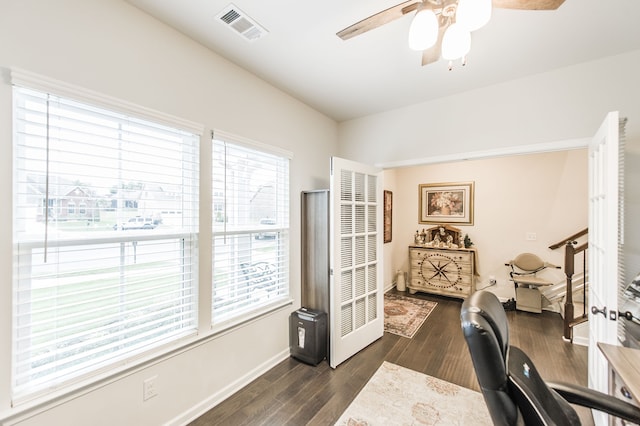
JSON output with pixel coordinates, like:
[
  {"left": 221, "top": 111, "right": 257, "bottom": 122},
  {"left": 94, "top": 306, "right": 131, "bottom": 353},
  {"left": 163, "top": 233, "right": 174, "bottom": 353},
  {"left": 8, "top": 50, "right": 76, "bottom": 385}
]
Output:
[
  {"left": 7, "top": 68, "right": 294, "bottom": 411},
  {"left": 10, "top": 69, "right": 204, "bottom": 404},
  {"left": 210, "top": 130, "right": 292, "bottom": 330}
]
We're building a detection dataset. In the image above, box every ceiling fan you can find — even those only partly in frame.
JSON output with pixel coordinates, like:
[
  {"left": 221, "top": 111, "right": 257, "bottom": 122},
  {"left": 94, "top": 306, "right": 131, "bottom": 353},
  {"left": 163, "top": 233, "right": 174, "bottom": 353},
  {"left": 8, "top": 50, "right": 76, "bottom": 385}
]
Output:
[{"left": 337, "top": 0, "right": 565, "bottom": 68}]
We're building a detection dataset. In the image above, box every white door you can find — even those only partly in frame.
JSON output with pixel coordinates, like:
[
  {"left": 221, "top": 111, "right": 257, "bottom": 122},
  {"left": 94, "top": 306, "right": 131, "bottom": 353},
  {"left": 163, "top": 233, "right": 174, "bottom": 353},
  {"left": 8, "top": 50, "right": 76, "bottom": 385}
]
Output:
[
  {"left": 329, "top": 156, "right": 384, "bottom": 368},
  {"left": 588, "top": 111, "right": 622, "bottom": 426}
]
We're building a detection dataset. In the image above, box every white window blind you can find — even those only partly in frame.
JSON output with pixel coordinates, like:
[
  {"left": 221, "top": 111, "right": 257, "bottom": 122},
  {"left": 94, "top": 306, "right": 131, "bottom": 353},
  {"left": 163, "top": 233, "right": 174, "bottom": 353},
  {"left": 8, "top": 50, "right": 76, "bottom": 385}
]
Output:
[
  {"left": 212, "top": 132, "right": 290, "bottom": 325},
  {"left": 12, "top": 86, "right": 200, "bottom": 400}
]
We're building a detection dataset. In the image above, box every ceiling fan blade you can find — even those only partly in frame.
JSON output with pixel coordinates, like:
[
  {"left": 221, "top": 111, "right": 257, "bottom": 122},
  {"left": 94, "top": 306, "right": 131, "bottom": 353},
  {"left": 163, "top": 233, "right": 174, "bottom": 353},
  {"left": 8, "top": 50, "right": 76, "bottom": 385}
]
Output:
[
  {"left": 422, "top": 44, "right": 441, "bottom": 66},
  {"left": 421, "top": 21, "right": 447, "bottom": 66},
  {"left": 492, "top": 0, "right": 565, "bottom": 10},
  {"left": 337, "top": 1, "right": 420, "bottom": 40}
]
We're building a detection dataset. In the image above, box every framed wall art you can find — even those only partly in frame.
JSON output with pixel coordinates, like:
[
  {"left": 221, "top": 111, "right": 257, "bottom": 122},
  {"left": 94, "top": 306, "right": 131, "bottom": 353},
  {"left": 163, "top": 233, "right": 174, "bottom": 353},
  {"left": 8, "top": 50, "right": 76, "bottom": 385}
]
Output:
[
  {"left": 418, "top": 181, "right": 474, "bottom": 225},
  {"left": 383, "top": 190, "right": 392, "bottom": 243}
]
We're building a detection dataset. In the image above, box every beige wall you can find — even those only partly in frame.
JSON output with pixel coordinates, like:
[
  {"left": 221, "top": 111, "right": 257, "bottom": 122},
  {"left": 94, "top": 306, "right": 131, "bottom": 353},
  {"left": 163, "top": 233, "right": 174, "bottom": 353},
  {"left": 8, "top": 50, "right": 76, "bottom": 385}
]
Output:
[{"left": 385, "top": 150, "right": 588, "bottom": 289}]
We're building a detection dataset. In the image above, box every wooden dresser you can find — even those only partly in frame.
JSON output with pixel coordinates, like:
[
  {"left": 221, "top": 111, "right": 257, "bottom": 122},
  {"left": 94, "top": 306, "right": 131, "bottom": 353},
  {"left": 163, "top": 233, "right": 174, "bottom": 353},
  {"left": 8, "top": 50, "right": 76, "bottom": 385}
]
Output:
[
  {"left": 598, "top": 342, "right": 640, "bottom": 425},
  {"left": 408, "top": 245, "right": 476, "bottom": 299}
]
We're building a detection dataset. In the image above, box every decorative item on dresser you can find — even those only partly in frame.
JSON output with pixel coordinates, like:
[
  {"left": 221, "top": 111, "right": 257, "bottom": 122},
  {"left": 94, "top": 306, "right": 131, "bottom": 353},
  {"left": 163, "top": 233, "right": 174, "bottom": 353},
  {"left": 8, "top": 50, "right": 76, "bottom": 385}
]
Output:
[{"left": 423, "top": 224, "right": 463, "bottom": 247}]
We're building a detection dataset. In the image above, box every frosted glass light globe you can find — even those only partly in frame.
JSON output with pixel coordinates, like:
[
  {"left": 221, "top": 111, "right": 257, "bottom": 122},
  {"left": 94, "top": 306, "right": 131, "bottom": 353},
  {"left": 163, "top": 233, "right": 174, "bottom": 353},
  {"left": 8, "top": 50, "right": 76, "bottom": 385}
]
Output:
[
  {"left": 442, "top": 23, "right": 471, "bottom": 60},
  {"left": 408, "top": 9, "right": 439, "bottom": 51},
  {"left": 456, "top": 0, "right": 492, "bottom": 32}
]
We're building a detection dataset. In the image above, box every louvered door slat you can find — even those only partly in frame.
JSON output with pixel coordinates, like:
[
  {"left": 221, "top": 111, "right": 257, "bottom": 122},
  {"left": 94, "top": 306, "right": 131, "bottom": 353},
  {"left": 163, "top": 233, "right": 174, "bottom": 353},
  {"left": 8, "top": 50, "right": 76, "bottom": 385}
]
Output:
[{"left": 329, "top": 157, "right": 383, "bottom": 368}]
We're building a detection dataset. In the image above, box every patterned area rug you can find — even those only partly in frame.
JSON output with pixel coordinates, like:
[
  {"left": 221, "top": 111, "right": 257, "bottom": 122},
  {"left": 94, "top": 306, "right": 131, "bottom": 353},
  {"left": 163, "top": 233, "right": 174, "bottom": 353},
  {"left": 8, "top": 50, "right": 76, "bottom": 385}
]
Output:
[
  {"left": 335, "top": 362, "right": 491, "bottom": 426},
  {"left": 384, "top": 293, "right": 437, "bottom": 338}
]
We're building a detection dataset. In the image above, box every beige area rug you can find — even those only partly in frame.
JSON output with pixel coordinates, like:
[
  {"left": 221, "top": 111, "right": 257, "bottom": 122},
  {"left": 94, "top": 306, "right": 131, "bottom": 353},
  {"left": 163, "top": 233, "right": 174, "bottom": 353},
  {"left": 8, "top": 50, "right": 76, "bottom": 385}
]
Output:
[
  {"left": 335, "top": 362, "right": 491, "bottom": 426},
  {"left": 384, "top": 293, "right": 437, "bottom": 338}
]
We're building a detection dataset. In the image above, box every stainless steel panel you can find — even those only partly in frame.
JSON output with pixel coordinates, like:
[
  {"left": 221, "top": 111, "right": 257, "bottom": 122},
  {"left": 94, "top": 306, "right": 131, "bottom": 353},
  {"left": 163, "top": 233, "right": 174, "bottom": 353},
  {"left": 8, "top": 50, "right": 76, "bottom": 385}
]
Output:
[{"left": 301, "top": 190, "right": 330, "bottom": 315}]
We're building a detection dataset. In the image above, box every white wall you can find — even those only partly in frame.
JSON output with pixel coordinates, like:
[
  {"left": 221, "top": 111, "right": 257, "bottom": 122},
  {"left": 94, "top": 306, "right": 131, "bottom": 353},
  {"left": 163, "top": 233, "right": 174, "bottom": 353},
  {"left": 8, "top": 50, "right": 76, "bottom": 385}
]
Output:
[
  {"left": 0, "top": 1, "right": 337, "bottom": 425},
  {"left": 339, "top": 50, "right": 640, "bottom": 301},
  {"left": 338, "top": 50, "right": 640, "bottom": 166}
]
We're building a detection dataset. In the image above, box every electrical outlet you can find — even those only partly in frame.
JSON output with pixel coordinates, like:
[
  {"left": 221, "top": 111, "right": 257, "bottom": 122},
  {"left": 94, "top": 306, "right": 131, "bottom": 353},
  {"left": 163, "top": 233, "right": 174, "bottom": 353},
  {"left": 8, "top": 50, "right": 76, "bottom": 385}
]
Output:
[
  {"left": 526, "top": 232, "right": 537, "bottom": 241},
  {"left": 143, "top": 375, "right": 158, "bottom": 401}
]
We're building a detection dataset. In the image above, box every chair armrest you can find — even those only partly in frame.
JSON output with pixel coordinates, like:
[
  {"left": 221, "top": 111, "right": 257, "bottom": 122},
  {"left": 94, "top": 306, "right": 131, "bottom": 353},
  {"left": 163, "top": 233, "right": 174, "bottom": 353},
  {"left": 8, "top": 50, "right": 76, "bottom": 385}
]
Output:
[{"left": 548, "top": 381, "right": 640, "bottom": 424}]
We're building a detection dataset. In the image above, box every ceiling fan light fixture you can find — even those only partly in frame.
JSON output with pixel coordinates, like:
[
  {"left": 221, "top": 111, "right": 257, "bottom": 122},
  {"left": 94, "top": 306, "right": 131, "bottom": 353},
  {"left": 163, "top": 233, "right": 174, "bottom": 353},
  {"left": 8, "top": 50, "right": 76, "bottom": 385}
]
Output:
[
  {"left": 441, "top": 23, "right": 471, "bottom": 60},
  {"left": 456, "top": 0, "right": 492, "bottom": 32},
  {"left": 408, "top": 8, "right": 439, "bottom": 51}
]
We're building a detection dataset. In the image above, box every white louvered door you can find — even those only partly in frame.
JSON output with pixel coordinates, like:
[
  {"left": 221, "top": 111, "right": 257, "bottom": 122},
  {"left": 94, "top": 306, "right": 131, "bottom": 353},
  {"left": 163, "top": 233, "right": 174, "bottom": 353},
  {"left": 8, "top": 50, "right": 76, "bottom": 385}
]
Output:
[
  {"left": 329, "top": 157, "right": 383, "bottom": 368},
  {"left": 588, "top": 112, "right": 623, "bottom": 426}
]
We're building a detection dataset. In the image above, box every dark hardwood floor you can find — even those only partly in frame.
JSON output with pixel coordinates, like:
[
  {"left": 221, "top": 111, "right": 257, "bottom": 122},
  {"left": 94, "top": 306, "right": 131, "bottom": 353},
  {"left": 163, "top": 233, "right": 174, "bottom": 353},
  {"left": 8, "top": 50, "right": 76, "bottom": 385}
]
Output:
[{"left": 190, "top": 290, "right": 591, "bottom": 425}]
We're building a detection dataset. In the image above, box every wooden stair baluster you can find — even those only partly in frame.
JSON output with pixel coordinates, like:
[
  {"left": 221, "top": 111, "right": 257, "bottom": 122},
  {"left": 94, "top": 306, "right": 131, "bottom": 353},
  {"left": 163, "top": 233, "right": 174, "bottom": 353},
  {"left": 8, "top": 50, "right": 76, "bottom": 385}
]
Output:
[
  {"left": 563, "top": 241, "right": 576, "bottom": 341},
  {"left": 549, "top": 228, "right": 588, "bottom": 343}
]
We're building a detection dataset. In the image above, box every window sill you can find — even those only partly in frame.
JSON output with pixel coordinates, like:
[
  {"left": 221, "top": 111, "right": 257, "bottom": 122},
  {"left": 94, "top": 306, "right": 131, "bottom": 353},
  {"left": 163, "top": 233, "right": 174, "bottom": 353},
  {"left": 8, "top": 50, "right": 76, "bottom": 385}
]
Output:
[
  {"left": 210, "top": 297, "right": 295, "bottom": 336},
  {"left": 1, "top": 298, "right": 294, "bottom": 424}
]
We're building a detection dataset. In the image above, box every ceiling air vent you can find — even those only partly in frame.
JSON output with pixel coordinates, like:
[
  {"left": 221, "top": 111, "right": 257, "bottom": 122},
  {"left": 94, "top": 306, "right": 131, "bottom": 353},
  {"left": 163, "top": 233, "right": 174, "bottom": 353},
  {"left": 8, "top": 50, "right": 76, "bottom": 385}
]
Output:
[{"left": 216, "top": 4, "right": 268, "bottom": 42}]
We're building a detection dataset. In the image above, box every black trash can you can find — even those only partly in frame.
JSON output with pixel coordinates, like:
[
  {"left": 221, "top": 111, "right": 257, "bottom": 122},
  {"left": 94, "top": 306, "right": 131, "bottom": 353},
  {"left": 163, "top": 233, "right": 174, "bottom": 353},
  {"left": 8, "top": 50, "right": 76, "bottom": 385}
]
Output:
[{"left": 289, "top": 307, "right": 327, "bottom": 365}]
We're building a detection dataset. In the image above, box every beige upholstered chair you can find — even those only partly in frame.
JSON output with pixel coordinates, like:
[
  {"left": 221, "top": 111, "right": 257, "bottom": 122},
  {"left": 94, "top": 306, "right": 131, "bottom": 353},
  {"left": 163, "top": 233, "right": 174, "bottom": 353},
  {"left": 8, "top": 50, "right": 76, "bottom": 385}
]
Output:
[{"left": 506, "top": 253, "right": 560, "bottom": 313}]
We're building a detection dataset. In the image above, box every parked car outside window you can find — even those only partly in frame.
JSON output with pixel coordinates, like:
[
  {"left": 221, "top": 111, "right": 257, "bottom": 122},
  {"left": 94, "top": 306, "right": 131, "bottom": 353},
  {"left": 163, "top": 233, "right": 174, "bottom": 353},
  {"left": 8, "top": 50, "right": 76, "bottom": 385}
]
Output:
[
  {"left": 255, "top": 218, "right": 277, "bottom": 239},
  {"left": 114, "top": 216, "right": 157, "bottom": 230}
]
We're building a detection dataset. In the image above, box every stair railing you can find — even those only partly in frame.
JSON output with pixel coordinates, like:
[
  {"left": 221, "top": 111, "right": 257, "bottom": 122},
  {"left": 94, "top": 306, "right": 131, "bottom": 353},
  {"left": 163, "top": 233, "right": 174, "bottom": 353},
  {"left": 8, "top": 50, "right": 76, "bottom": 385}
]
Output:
[{"left": 549, "top": 228, "right": 588, "bottom": 341}]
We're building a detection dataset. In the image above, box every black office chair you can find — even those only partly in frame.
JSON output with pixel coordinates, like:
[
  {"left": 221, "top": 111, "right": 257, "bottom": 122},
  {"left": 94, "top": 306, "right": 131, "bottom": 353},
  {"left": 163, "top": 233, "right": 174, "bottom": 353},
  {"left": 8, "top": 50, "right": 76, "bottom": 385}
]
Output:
[{"left": 460, "top": 290, "right": 640, "bottom": 425}]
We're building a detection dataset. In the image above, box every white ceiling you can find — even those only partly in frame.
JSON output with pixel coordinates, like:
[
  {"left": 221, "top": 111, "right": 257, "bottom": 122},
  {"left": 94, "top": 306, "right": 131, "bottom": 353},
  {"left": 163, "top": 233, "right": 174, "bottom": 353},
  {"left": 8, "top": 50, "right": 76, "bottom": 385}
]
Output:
[{"left": 126, "top": 0, "right": 640, "bottom": 122}]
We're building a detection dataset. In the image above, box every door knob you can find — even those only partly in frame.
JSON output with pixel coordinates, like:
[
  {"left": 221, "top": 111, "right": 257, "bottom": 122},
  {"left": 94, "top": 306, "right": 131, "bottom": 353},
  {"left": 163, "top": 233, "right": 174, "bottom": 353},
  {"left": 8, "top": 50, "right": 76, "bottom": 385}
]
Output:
[
  {"left": 618, "top": 311, "right": 635, "bottom": 321},
  {"left": 591, "top": 306, "right": 607, "bottom": 317}
]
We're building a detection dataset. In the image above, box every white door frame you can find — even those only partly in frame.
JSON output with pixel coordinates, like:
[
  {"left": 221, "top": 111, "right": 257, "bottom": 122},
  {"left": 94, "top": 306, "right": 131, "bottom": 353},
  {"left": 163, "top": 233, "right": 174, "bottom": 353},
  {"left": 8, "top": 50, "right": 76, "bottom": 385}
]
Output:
[{"left": 588, "top": 111, "right": 622, "bottom": 426}]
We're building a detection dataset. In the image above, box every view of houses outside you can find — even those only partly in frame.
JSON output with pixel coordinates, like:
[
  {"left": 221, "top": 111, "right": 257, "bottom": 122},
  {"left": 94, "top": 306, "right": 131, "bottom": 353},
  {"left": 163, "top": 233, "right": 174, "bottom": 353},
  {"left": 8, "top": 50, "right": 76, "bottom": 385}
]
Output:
[
  {"left": 25, "top": 173, "right": 185, "bottom": 232},
  {"left": 12, "top": 86, "right": 288, "bottom": 396},
  {"left": 12, "top": 86, "right": 200, "bottom": 396},
  {"left": 210, "top": 138, "right": 289, "bottom": 323}
]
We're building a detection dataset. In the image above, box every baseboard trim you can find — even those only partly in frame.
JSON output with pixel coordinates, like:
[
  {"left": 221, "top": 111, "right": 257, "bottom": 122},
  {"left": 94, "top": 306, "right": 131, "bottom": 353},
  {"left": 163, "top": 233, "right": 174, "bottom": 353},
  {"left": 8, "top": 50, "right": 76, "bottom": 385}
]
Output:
[
  {"left": 572, "top": 335, "right": 589, "bottom": 346},
  {"left": 571, "top": 321, "right": 589, "bottom": 346},
  {"left": 167, "top": 348, "right": 291, "bottom": 425}
]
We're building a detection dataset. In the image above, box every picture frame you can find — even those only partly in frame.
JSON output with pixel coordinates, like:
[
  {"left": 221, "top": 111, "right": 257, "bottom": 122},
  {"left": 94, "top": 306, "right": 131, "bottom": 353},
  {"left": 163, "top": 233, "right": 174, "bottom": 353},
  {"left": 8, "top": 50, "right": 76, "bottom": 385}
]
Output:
[
  {"left": 383, "top": 190, "right": 392, "bottom": 243},
  {"left": 418, "top": 181, "right": 474, "bottom": 225}
]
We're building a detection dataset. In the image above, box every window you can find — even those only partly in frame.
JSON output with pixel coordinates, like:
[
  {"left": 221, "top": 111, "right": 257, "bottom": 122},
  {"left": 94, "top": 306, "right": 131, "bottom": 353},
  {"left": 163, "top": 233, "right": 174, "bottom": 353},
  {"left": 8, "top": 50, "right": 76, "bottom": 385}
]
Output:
[
  {"left": 12, "top": 84, "right": 200, "bottom": 401},
  {"left": 211, "top": 132, "right": 290, "bottom": 325}
]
